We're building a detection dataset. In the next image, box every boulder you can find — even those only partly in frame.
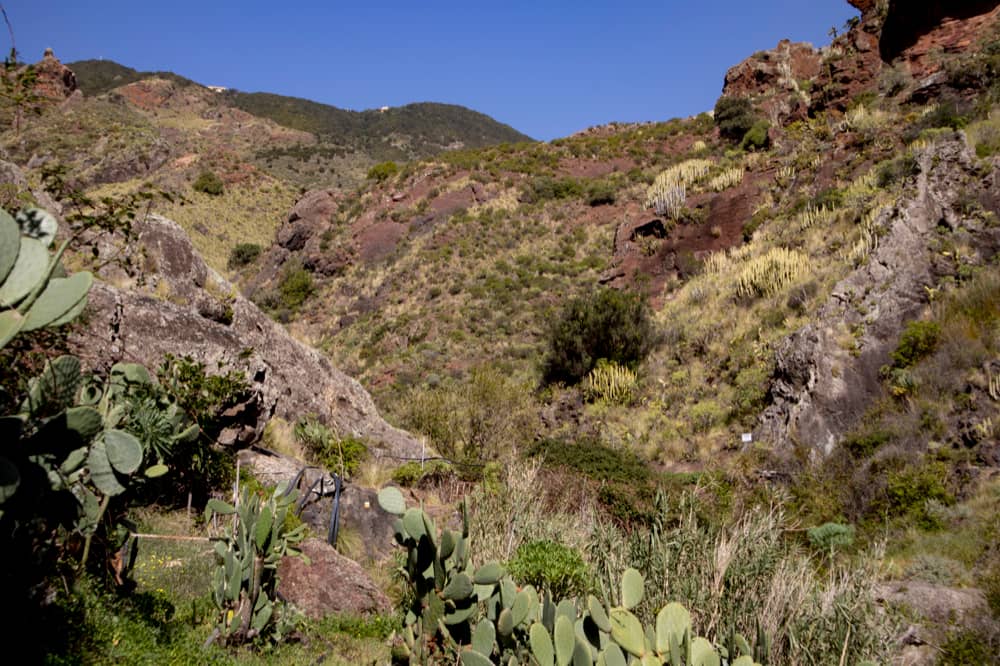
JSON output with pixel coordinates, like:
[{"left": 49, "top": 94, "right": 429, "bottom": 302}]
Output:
[{"left": 277, "top": 538, "right": 390, "bottom": 619}]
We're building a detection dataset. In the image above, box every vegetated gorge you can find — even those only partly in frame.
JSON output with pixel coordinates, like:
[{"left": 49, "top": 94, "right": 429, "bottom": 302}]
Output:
[{"left": 3, "top": 0, "right": 1000, "bottom": 663}]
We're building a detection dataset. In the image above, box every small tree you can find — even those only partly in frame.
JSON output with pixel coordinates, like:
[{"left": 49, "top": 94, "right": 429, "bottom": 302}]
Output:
[
  {"left": 714, "top": 96, "right": 757, "bottom": 143},
  {"left": 542, "top": 288, "right": 655, "bottom": 385}
]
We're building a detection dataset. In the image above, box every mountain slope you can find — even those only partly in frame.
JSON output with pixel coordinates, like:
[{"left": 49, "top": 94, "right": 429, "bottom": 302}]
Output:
[{"left": 68, "top": 58, "right": 532, "bottom": 182}]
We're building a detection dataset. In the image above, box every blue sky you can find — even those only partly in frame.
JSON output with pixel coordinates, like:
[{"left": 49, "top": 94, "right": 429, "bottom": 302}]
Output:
[{"left": 5, "top": 1, "right": 855, "bottom": 140}]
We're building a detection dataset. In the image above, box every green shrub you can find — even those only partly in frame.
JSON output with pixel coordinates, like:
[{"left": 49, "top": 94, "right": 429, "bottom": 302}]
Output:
[
  {"left": 542, "top": 288, "right": 656, "bottom": 385},
  {"left": 714, "top": 96, "right": 757, "bottom": 143},
  {"left": 806, "top": 522, "right": 855, "bottom": 552},
  {"left": 366, "top": 161, "right": 398, "bottom": 181},
  {"left": 227, "top": 242, "right": 262, "bottom": 269},
  {"left": 402, "top": 366, "right": 534, "bottom": 463},
  {"left": 810, "top": 187, "right": 845, "bottom": 210},
  {"left": 391, "top": 460, "right": 455, "bottom": 487},
  {"left": 277, "top": 262, "right": 314, "bottom": 311},
  {"left": 876, "top": 153, "right": 920, "bottom": 187},
  {"left": 841, "top": 427, "right": 893, "bottom": 458},
  {"left": 192, "top": 170, "right": 224, "bottom": 196},
  {"left": 531, "top": 437, "right": 650, "bottom": 484},
  {"left": 740, "top": 121, "right": 770, "bottom": 151},
  {"left": 940, "top": 629, "right": 996, "bottom": 665},
  {"left": 506, "top": 539, "right": 590, "bottom": 599},
  {"left": 522, "top": 175, "right": 582, "bottom": 203},
  {"left": 880, "top": 461, "right": 953, "bottom": 526},
  {"left": 891, "top": 320, "right": 941, "bottom": 368},
  {"left": 586, "top": 180, "right": 617, "bottom": 206},
  {"left": 294, "top": 416, "right": 368, "bottom": 477}
]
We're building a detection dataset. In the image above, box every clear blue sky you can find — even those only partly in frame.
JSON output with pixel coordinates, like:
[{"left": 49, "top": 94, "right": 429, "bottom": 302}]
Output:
[{"left": 5, "top": 1, "right": 856, "bottom": 140}]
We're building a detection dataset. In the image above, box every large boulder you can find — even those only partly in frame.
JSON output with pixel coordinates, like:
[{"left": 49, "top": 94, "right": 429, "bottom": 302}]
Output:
[
  {"left": 68, "top": 214, "right": 422, "bottom": 458},
  {"left": 276, "top": 538, "right": 391, "bottom": 619}
]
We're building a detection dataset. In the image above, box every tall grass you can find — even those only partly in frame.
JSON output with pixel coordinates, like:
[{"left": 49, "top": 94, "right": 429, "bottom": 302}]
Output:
[{"left": 587, "top": 493, "right": 895, "bottom": 665}]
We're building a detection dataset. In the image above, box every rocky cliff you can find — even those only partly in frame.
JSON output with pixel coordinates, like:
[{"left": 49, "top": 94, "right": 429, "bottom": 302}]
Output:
[
  {"left": 60, "top": 209, "right": 422, "bottom": 459},
  {"left": 758, "top": 137, "right": 1000, "bottom": 453},
  {"left": 724, "top": 0, "right": 1000, "bottom": 119}
]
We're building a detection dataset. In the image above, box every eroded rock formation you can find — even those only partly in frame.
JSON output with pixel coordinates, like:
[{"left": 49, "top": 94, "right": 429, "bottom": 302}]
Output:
[
  {"left": 67, "top": 213, "right": 422, "bottom": 458},
  {"left": 758, "top": 138, "right": 1000, "bottom": 454}
]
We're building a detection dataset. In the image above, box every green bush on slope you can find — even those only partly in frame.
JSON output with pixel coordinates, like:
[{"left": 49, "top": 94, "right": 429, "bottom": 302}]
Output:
[{"left": 542, "top": 288, "right": 656, "bottom": 385}]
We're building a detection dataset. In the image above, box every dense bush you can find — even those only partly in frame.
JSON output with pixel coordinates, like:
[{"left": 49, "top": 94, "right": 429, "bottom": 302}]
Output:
[
  {"left": 227, "top": 242, "right": 262, "bottom": 269},
  {"left": 586, "top": 180, "right": 617, "bottom": 206},
  {"left": 531, "top": 437, "right": 650, "bottom": 484},
  {"left": 714, "top": 96, "right": 757, "bottom": 143},
  {"left": 542, "top": 288, "right": 656, "bottom": 385},
  {"left": 740, "top": 120, "right": 770, "bottom": 151},
  {"left": 192, "top": 170, "right": 224, "bottom": 195},
  {"left": 294, "top": 416, "right": 368, "bottom": 477},
  {"left": 366, "top": 161, "right": 398, "bottom": 181},
  {"left": 277, "top": 262, "right": 314, "bottom": 311},
  {"left": 506, "top": 539, "right": 591, "bottom": 599},
  {"left": 403, "top": 366, "right": 534, "bottom": 463},
  {"left": 521, "top": 175, "right": 582, "bottom": 203},
  {"left": 876, "top": 153, "right": 920, "bottom": 187},
  {"left": 890, "top": 320, "right": 941, "bottom": 368}
]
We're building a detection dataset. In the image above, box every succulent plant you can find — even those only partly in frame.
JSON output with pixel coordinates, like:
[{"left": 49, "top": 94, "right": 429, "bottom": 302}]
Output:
[
  {"left": 377, "top": 487, "right": 765, "bottom": 666},
  {"left": 0, "top": 207, "right": 92, "bottom": 349},
  {"left": 204, "top": 483, "right": 307, "bottom": 646}
]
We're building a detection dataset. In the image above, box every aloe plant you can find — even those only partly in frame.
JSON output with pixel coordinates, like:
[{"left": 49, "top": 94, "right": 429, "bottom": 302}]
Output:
[{"left": 378, "top": 487, "right": 764, "bottom": 665}]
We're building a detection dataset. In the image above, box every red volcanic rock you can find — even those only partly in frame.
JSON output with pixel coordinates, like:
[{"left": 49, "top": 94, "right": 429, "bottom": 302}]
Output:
[
  {"left": 888, "top": 2, "right": 1000, "bottom": 77},
  {"left": 722, "top": 40, "right": 821, "bottom": 124},
  {"left": 31, "top": 48, "right": 77, "bottom": 103},
  {"left": 848, "top": 0, "right": 877, "bottom": 16}
]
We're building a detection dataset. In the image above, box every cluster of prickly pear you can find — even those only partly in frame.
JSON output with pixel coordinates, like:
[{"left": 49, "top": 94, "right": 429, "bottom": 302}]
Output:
[
  {"left": 378, "top": 487, "right": 767, "bottom": 666},
  {"left": 377, "top": 485, "right": 497, "bottom": 661},
  {"left": 4, "top": 354, "right": 188, "bottom": 565},
  {"left": 0, "top": 207, "right": 92, "bottom": 349},
  {"left": 204, "top": 483, "right": 307, "bottom": 646}
]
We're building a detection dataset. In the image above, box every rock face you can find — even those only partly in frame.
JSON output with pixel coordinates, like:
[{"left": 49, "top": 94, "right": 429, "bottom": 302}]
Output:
[
  {"left": 880, "top": 0, "right": 1000, "bottom": 65},
  {"left": 276, "top": 538, "right": 390, "bottom": 619},
  {"left": 32, "top": 48, "right": 78, "bottom": 103},
  {"left": 728, "top": 1, "right": 1000, "bottom": 120},
  {"left": 722, "top": 40, "right": 821, "bottom": 123},
  {"left": 68, "top": 214, "right": 422, "bottom": 458},
  {"left": 758, "top": 138, "right": 1000, "bottom": 454}
]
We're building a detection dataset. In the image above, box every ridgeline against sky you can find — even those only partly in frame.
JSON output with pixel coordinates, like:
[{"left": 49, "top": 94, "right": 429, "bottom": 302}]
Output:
[{"left": 8, "top": 0, "right": 853, "bottom": 140}]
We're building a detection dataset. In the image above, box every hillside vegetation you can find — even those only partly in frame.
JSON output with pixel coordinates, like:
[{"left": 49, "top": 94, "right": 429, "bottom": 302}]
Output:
[{"left": 3, "top": 1, "right": 1000, "bottom": 663}]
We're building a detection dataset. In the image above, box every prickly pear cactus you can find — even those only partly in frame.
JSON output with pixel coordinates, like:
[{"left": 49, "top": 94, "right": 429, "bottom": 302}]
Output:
[
  {"left": 377, "top": 487, "right": 766, "bottom": 666},
  {"left": 0, "top": 207, "right": 92, "bottom": 349},
  {"left": 204, "top": 483, "right": 307, "bottom": 646}
]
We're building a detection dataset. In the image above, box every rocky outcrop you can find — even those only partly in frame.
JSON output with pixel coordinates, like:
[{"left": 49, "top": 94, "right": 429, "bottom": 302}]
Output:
[
  {"left": 880, "top": 1, "right": 1000, "bottom": 65},
  {"left": 758, "top": 137, "right": 1000, "bottom": 454},
  {"left": 32, "top": 48, "right": 77, "bottom": 103},
  {"left": 276, "top": 538, "right": 391, "bottom": 619},
  {"left": 67, "top": 214, "right": 422, "bottom": 458},
  {"left": 722, "top": 40, "right": 821, "bottom": 123}
]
